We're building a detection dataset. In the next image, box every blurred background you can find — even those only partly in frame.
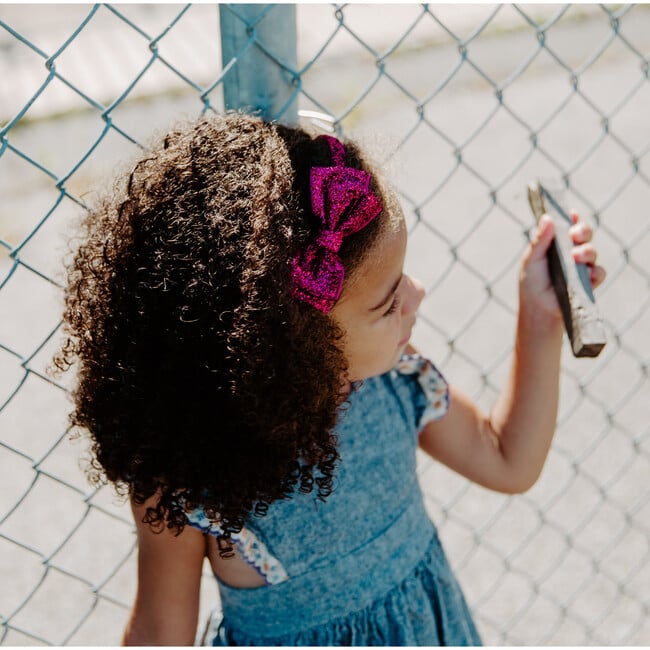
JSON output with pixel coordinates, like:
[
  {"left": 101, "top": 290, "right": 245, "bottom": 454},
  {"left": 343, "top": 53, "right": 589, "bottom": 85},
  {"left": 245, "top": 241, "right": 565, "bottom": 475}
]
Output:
[{"left": 1, "top": 3, "right": 649, "bottom": 645}]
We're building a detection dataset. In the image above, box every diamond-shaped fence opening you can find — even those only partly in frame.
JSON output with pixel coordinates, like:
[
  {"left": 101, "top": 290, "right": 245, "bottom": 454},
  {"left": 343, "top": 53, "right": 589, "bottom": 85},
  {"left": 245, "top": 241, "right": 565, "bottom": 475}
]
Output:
[{"left": 1, "top": 3, "right": 649, "bottom": 645}]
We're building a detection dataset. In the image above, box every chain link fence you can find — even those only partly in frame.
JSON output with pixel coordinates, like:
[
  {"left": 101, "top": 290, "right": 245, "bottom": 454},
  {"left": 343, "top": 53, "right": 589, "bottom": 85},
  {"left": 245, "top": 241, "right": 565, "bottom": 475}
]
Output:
[{"left": 1, "top": 3, "right": 649, "bottom": 645}]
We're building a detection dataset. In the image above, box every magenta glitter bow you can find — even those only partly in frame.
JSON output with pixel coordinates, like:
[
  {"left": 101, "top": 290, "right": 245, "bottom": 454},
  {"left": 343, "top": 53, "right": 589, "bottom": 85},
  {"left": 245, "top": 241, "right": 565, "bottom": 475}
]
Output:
[{"left": 291, "top": 135, "right": 383, "bottom": 313}]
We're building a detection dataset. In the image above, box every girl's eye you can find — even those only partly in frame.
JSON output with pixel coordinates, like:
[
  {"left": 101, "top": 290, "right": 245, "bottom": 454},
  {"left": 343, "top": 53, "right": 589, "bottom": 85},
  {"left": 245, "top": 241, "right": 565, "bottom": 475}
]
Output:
[{"left": 383, "top": 295, "right": 400, "bottom": 317}]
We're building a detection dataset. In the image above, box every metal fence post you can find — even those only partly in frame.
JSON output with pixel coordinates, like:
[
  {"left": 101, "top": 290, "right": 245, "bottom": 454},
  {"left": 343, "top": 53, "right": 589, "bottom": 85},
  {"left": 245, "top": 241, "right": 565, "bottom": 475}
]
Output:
[{"left": 219, "top": 4, "right": 298, "bottom": 124}]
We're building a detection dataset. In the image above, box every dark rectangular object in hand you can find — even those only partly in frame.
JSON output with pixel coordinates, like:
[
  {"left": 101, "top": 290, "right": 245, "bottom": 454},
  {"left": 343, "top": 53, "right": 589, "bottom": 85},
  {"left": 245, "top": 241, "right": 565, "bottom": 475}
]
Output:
[{"left": 527, "top": 182, "right": 606, "bottom": 358}]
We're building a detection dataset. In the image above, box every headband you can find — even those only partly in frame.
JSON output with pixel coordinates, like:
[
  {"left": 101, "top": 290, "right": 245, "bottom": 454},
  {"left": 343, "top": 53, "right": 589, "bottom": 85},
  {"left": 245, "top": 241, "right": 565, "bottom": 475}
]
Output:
[{"left": 290, "top": 135, "right": 383, "bottom": 313}]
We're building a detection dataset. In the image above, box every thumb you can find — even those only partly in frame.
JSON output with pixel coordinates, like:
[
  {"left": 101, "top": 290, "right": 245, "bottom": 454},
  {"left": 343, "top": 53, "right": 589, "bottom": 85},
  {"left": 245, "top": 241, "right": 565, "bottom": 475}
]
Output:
[{"left": 527, "top": 214, "right": 555, "bottom": 263}]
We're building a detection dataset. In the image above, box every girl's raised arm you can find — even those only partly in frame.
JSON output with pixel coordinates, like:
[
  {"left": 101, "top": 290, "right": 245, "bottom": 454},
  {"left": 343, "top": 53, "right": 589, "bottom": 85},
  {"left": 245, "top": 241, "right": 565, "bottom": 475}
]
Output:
[
  {"left": 418, "top": 214, "right": 605, "bottom": 494},
  {"left": 123, "top": 496, "right": 206, "bottom": 646}
]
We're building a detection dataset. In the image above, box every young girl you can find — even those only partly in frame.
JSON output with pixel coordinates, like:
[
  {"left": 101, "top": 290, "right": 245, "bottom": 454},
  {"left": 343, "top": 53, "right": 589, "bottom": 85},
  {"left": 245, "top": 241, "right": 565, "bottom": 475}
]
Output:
[{"left": 55, "top": 113, "right": 605, "bottom": 646}]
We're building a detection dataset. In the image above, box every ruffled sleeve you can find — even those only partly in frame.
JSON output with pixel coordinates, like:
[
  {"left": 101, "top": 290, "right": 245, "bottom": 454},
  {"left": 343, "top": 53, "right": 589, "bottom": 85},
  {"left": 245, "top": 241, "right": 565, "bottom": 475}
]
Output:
[
  {"left": 395, "top": 353, "right": 450, "bottom": 430},
  {"left": 184, "top": 506, "right": 289, "bottom": 586}
]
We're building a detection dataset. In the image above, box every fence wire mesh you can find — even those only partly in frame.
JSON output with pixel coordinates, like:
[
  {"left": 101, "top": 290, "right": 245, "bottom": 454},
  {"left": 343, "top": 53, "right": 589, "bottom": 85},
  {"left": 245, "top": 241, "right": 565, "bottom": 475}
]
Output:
[{"left": 1, "top": 3, "right": 649, "bottom": 646}]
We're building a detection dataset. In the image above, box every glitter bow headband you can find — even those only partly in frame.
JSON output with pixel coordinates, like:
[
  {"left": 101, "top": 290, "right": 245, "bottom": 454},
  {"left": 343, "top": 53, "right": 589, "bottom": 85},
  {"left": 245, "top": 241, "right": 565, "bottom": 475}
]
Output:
[{"left": 291, "top": 135, "right": 383, "bottom": 313}]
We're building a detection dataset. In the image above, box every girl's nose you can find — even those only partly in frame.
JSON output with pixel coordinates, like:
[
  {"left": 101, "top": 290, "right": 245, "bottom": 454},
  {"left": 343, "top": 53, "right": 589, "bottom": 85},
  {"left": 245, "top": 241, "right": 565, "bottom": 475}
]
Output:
[{"left": 402, "top": 275, "right": 425, "bottom": 315}]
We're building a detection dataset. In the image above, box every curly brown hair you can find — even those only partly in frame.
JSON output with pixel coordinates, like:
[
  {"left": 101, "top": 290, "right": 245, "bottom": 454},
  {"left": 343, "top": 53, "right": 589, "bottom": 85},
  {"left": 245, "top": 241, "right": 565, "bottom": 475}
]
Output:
[{"left": 54, "top": 113, "right": 391, "bottom": 542}]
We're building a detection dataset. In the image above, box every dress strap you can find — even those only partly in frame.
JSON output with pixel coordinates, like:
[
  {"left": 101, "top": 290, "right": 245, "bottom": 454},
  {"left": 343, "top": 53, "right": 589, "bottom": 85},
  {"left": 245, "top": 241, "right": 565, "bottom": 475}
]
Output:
[
  {"left": 395, "top": 353, "right": 450, "bottom": 428},
  {"left": 184, "top": 507, "right": 289, "bottom": 586}
]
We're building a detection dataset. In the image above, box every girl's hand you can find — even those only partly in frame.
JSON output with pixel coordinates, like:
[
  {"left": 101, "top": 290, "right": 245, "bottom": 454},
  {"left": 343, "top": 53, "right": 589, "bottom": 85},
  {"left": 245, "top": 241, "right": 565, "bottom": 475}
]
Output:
[{"left": 519, "top": 212, "right": 606, "bottom": 329}]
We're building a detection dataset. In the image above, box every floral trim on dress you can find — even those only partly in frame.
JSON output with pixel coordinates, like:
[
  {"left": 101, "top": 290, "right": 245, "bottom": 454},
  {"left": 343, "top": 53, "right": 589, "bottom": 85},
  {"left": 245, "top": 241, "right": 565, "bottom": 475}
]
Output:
[
  {"left": 395, "top": 353, "right": 450, "bottom": 428},
  {"left": 185, "top": 507, "right": 289, "bottom": 586}
]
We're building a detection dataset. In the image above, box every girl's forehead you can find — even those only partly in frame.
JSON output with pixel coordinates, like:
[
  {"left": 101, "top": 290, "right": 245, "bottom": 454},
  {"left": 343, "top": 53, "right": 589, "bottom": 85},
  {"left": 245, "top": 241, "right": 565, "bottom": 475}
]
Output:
[
  {"left": 340, "top": 217, "right": 407, "bottom": 305},
  {"left": 366, "top": 214, "right": 406, "bottom": 273}
]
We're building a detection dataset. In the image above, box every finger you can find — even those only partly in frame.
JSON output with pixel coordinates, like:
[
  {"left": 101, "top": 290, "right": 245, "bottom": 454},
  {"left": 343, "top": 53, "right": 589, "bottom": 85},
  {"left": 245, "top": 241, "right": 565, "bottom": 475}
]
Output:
[
  {"left": 590, "top": 264, "right": 607, "bottom": 289},
  {"left": 568, "top": 221, "right": 593, "bottom": 244},
  {"left": 570, "top": 210, "right": 580, "bottom": 225},
  {"left": 572, "top": 243, "right": 598, "bottom": 266},
  {"left": 527, "top": 214, "right": 555, "bottom": 263}
]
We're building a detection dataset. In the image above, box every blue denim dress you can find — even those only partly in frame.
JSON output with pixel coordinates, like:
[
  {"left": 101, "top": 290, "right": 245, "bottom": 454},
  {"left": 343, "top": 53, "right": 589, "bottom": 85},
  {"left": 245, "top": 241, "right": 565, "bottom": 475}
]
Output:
[{"left": 186, "top": 355, "right": 482, "bottom": 646}]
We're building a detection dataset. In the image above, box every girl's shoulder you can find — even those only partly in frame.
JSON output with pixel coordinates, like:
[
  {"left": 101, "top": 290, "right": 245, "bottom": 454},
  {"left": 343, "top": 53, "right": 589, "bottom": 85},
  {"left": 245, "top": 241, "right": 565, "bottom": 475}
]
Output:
[
  {"left": 350, "top": 353, "right": 450, "bottom": 432},
  {"left": 394, "top": 353, "right": 449, "bottom": 426}
]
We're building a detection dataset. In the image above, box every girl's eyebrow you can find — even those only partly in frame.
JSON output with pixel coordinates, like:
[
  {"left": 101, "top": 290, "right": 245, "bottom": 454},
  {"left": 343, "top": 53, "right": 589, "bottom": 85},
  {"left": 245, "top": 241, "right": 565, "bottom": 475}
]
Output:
[{"left": 369, "top": 275, "right": 402, "bottom": 312}]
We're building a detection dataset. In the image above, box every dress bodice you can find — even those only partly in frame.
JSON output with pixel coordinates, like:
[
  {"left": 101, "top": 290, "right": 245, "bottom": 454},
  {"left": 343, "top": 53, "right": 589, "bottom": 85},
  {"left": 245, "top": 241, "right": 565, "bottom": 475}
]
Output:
[{"left": 183, "top": 356, "right": 480, "bottom": 646}]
